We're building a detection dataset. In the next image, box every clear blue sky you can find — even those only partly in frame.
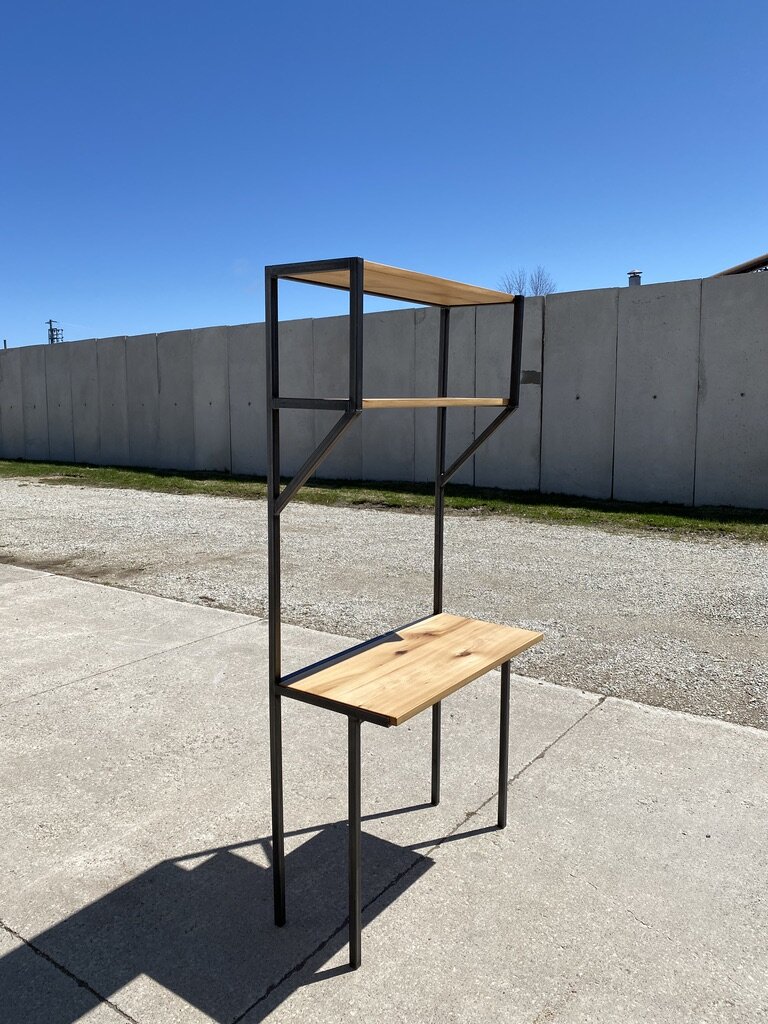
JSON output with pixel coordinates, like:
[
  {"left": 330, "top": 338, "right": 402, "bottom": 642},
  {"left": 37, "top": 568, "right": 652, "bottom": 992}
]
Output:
[{"left": 2, "top": 0, "right": 766, "bottom": 346}]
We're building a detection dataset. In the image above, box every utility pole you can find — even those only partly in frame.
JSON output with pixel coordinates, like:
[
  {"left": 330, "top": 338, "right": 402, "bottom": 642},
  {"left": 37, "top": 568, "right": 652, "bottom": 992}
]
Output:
[{"left": 46, "top": 319, "right": 64, "bottom": 344}]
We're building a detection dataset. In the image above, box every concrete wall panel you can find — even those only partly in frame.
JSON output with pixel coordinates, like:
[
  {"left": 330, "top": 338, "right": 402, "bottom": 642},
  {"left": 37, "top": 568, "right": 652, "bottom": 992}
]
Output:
[
  {"left": 413, "top": 308, "right": 441, "bottom": 483},
  {"left": 97, "top": 337, "right": 129, "bottom": 466},
  {"left": 125, "top": 334, "right": 159, "bottom": 468},
  {"left": 540, "top": 288, "right": 618, "bottom": 498},
  {"left": 20, "top": 346, "right": 49, "bottom": 460},
  {"left": 313, "top": 315, "right": 361, "bottom": 480},
  {"left": 276, "top": 318, "right": 314, "bottom": 476},
  {"left": 156, "top": 330, "right": 194, "bottom": 471},
  {"left": 613, "top": 280, "right": 700, "bottom": 504},
  {"left": 228, "top": 324, "right": 265, "bottom": 476},
  {"left": 192, "top": 326, "right": 230, "bottom": 472},
  {"left": 7, "top": 275, "right": 764, "bottom": 507},
  {"left": 475, "top": 298, "right": 543, "bottom": 492},
  {"left": 45, "top": 343, "right": 75, "bottom": 462},
  {"left": 362, "top": 310, "right": 415, "bottom": 482},
  {"left": 0, "top": 348, "right": 24, "bottom": 458},
  {"left": 69, "top": 341, "right": 100, "bottom": 464},
  {"left": 695, "top": 272, "right": 768, "bottom": 508},
  {"left": 414, "top": 306, "right": 476, "bottom": 485}
]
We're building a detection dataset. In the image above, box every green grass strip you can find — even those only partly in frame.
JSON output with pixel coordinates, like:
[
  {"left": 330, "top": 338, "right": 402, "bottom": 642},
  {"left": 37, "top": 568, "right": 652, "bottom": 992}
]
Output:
[{"left": 1, "top": 458, "right": 766, "bottom": 541}]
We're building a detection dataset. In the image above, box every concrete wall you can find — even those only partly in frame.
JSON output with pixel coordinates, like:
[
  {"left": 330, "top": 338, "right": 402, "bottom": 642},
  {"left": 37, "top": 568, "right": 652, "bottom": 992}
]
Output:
[
  {"left": 46, "top": 342, "right": 75, "bottom": 462},
  {"left": 97, "top": 337, "right": 130, "bottom": 467},
  {"left": 695, "top": 273, "right": 768, "bottom": 507},
  {"left": 0, "top": 348, "right": 24, "bottom": 458},
  {"left": 613, "top": 281, "right": 701, "bottom": 504},
  {"left": 475, "top": 298, "right": 543, "bottom": 491},
  {"left": 1, "top": 272, "right": 765, "bottom": 508},
  {"left": 540, "top": 288, "right": 618, "bottom": 499},
  {"left": 125, "top": 334, "right": 160, "bottom": 468},
  {"left": 69, "top": 340, "right": 99, "bottom": 464},
  {"left": 228, "top": 323, "right": 265, "bottom": 477}
]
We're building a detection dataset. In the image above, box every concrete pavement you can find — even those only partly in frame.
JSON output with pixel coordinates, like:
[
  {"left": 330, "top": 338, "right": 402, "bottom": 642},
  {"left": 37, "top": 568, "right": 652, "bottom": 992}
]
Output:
[{"left": 1, "top": 566, "right": 766, "bottom": 1022}]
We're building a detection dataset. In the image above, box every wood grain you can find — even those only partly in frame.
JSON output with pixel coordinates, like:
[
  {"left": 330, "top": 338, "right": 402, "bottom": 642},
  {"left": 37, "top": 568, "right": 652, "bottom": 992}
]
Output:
[
  {"left": 280, "top": 613, "right": 543, "bottom": 726},
  {"left": 283, "top": 260, "right": 515, "bottom": 307}
]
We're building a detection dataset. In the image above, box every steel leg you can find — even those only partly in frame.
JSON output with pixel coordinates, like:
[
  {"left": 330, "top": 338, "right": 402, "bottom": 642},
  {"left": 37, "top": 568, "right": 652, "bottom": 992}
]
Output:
[
  {"left": 498, "top": 661, "right": 511, "bottom": 829},
  {"left": 431, "top": 702, "right": 442, "bottom": 805},
  {"left": 348, "top": 716, "right": 362, "bottom": 969},
  {"left": 270, "top": 689, "right": 286, "bottom": 925}
]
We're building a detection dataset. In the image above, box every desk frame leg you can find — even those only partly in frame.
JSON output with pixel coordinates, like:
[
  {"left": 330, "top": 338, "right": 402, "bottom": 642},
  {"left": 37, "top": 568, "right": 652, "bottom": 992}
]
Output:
[
  {"left": 431, "top": 702, "right": 441, "bottom": 806},
  {"left": 270, "top": 689, "right": 286, "bottom": 925},
  {"left": 348, "top": 716, "right": 362, "bottom": 969},
  {"left": 498, "top": 661, "right": 511, "bottom": 829}
]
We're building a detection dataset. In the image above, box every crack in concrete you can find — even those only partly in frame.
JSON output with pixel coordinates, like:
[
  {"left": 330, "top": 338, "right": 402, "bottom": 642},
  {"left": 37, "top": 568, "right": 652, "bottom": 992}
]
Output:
[
  {"left": 2, "top": 692, "right": 605, "bottom": 1023},
  {"left": 0, "top": 573, "right": 53, "bottom": 592},
  {"left": 0, "top": 618, "right": 264, "bottom": 710},
  {"left": 423, "top": 694, "right": 607, "bottom": 857},
  {"left": 0, "top": 917, "right": 140, "bottom": 1023},
  {"left": 230, "top": 852, "right": 425, "bottom": 1024},
  {"left": 626, "top": 907, "right": 652, "bottom": 929},
  {"left": 568, "top": 870, "right": 676, "bottom": 942},
  {"left": 231, "top": 693, "right": 607, "bottom": 1023}
]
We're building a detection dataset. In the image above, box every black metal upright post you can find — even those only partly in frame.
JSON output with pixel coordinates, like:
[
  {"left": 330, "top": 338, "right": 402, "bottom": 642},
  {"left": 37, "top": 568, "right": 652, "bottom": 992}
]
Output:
[
  {"left": 498, "top": 660, "right": 511, "bottom": 828},
  {"left": 263, "top": 257, "right": 527, "bottom": 967},
  {"left": 348, "top": 260, "right": 365, "bottom": 970},
  {"left": 431, "top": 307, "right": 450, "bottom": 806},
  {"left": 265, "top": 270, "right": 286, "bottom": 926},
  {"left": 348, "top": 715, "right": 362, "bottom": 968},
  {"left": 349, "top": 257, "right": 364, "bottom": 411}
]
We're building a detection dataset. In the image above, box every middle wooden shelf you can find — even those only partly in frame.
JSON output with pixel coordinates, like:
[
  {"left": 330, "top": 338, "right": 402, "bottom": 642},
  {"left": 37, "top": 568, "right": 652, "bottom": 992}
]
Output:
[
  {"left": 362, "top": 397, "right": 510, "bottom": 408},
  {"left": 278, "top": 613, "right": 543, "bottom": 727}
]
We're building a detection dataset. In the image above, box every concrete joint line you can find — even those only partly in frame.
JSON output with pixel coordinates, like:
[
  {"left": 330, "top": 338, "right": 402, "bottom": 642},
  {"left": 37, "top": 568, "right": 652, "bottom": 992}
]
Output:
[
  {"left": 0, "top": 573, "right": 54, "bottom": 592},
  {"left": 0, "top": 918, "right": 140, "bottom": 1023},
  {"left": 1, "top": 689, "right": 605, "bottom": 1022},
  {"left": 233, "top": 695, "right": 608, "bottom": 1020},
  {"left": 568, "top": 870, "right": 678, "bottom": 944},
  {"left": 423, "top": 694, "right": 607, "bottom": 858},
  {"left": 0, "top": 618, "right": 264, "bottom": 711},
  {"left": 230, "top": 851, "right": 424, "bottom": 1024}
]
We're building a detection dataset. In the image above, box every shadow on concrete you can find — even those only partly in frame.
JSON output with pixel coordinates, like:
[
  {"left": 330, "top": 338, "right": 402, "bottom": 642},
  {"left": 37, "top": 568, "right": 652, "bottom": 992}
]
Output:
[{"left": 2, "top": 820, "right": 434, "bottom": 1023}]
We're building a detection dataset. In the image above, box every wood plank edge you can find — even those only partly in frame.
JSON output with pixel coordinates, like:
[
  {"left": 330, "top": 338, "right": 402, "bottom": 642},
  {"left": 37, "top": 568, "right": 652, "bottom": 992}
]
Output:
[{"left": 390, "top": 631, "right": 544, "bottom": 726}]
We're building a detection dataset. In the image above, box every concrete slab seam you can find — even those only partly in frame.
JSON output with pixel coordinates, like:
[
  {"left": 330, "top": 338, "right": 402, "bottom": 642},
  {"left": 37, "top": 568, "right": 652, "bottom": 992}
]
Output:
[
  {"left": 415, "top": 694, "right": 607, "bottom": 856},
  {"left": 229, "top": 849, "right": 426, "bottom": 1024},
  {"left": 0, "top": 573, "right": 54, "bottom": 591},
  {"left": 43, "top": 350, "right": 51, "bottom": 460},
  {"left": 600, "top": 694, "right": 768, "bottom": 739},
  {"left": 8, "top": 565, "right": 265, "bottom": 619},
  {"left": 609, "top": 293, "right": 620, "bottom": 500},
  {"left": 513, "top": 676, "right": 768, "bottom": 739},
  {"left": 232, "top": 694, "right": 607, "bottom": 1021},
  {"left": 226, "top": 326, "right": 234, "bottom": 485},
  {"left": 0, "top": 618, "right": 265, "bottom": 712},
  {"left": 0, "top": 918, "right": 139, "bottom": 1023},
  {"left": 537, "top": 295, "right": 546, "bottom": 492},
  {"left": 691, "top": 278, "right": 704, "bottom": 507},
  {"left": 568, "top": 870, "right": 656, "bottom": 930}
]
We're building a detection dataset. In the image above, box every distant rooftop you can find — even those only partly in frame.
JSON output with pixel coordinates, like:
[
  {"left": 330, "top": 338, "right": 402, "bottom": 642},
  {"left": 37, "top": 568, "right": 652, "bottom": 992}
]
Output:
[{"left": 712, "top": 252, "right": 768, "bottom": 276}]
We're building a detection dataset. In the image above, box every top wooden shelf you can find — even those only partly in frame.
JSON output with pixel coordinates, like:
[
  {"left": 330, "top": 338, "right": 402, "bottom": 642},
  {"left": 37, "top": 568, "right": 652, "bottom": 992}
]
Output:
[
  {"left": 281, "top": 260, "right": 515, "bottom": 307},
  {"left": 280, "top": 613, "right": 543, "bottom": 726}
]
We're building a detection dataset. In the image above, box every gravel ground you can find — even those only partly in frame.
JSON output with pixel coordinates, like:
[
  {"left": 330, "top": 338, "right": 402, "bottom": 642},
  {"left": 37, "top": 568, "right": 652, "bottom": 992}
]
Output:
[{"left": 1, "top": 477, "right": 766, "bottom": 730}]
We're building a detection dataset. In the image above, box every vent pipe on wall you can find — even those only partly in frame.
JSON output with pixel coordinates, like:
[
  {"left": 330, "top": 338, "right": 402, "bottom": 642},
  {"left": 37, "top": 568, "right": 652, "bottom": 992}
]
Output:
[{"left": 627, "top": 270, "right": 642, "bottom": 287}]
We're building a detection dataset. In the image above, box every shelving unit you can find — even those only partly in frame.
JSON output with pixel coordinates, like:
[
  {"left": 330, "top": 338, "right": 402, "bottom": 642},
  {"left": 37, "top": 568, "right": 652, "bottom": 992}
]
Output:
[{"left": 265, "top": 257, "right": 543, "bottom": 969}]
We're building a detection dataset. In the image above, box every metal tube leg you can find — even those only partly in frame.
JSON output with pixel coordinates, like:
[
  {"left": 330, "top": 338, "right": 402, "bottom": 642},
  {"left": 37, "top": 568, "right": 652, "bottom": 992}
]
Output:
[
  {"left": 270, "top": 690, "right": 286, "bottom": 925},
  {"left": 431, "top": 702, "right": 441, "bottom": 806},
  {"left": 348, "top": 716, "right": 362, "bottom": 969},
  {"left": 498, "top": 662, "right": 511, "bottom": 829}
]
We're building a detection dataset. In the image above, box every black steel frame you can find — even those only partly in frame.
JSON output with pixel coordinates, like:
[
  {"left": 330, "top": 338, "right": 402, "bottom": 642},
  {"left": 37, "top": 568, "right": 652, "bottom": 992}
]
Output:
[{"left": 265, "top": 257, "right": 524, "bottom": 968}]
